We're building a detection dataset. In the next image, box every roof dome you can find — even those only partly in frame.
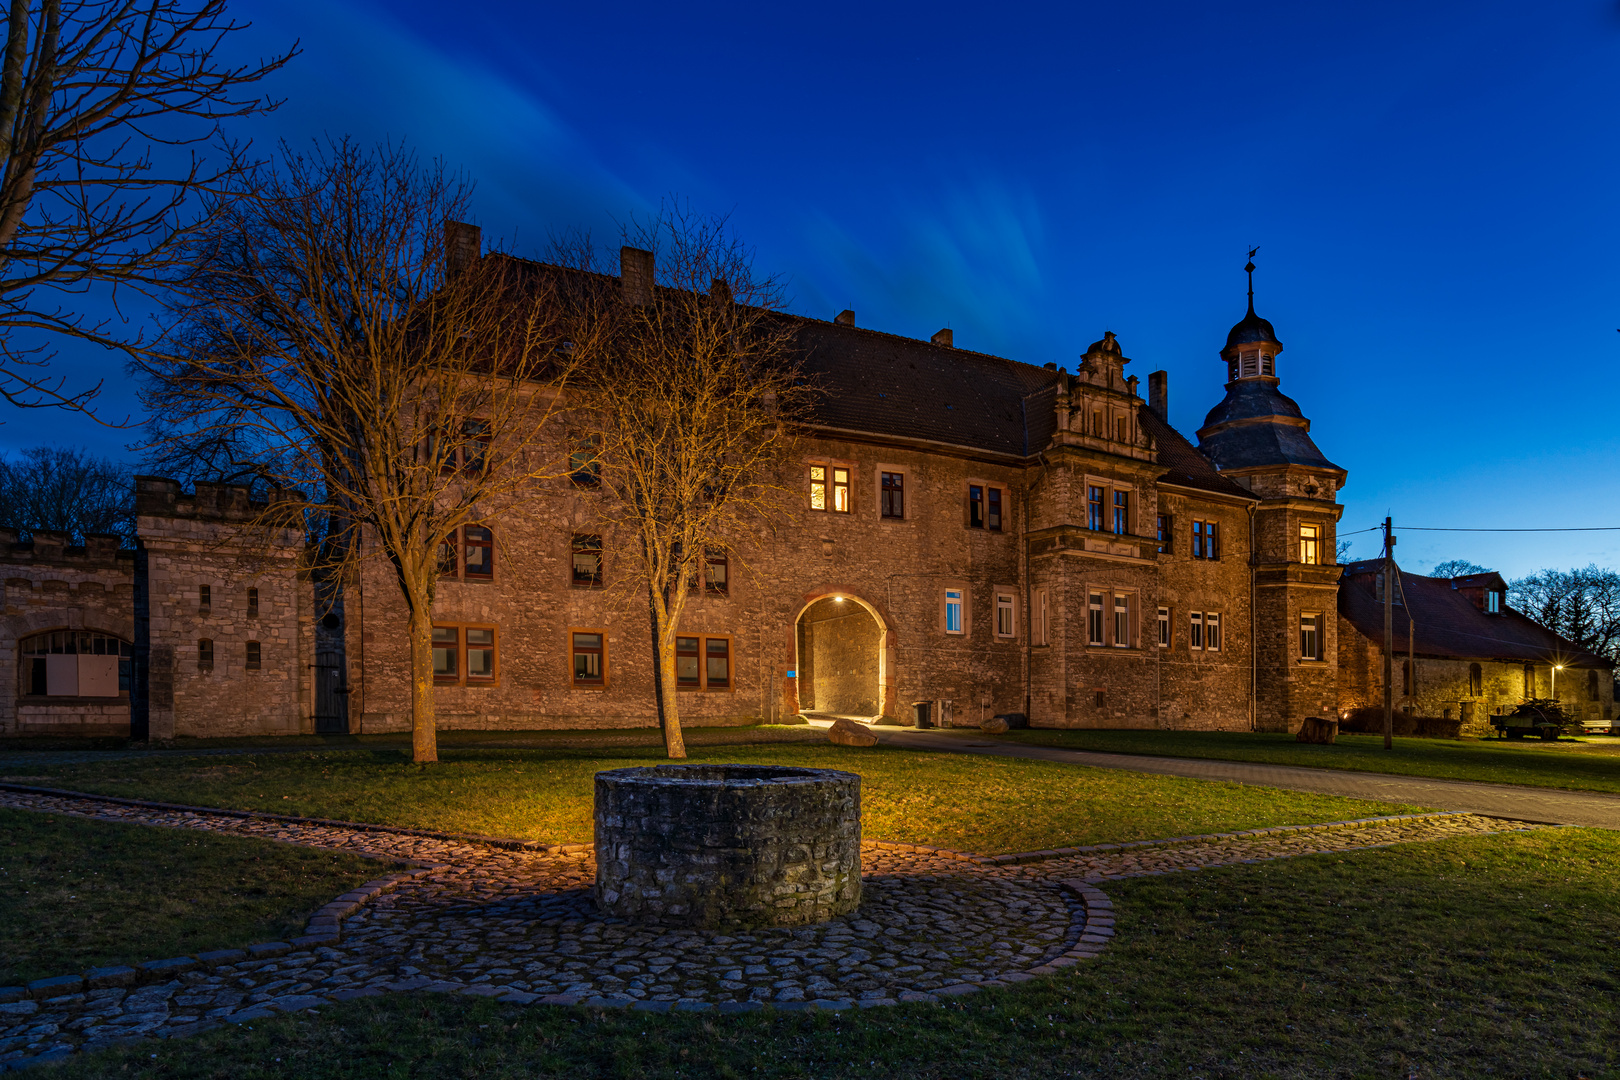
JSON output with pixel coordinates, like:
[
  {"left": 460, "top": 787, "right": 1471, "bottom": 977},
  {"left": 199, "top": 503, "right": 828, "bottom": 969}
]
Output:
[
  {"left": 1085, "top": 330, "right": 1122, "bottom": 355},
  {"left": 1225, "top": 301, "right": 1280, "bottom": 350}
]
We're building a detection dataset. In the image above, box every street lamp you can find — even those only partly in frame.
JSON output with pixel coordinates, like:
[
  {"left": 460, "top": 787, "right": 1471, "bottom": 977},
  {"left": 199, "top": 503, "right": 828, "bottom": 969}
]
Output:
[{"left": 1553, "top": 663, "right": 1564, "bottom": 700}]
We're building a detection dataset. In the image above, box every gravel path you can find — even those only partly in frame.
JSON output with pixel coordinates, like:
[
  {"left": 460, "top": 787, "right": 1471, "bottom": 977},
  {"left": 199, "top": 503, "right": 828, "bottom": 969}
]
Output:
[{"left": 0, "top": 786, "right": 1546, "bottom": 1070}]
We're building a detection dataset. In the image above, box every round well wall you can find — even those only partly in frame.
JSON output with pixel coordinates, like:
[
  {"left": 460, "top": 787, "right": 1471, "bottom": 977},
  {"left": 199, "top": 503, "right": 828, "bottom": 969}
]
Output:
[{"left": 593, "top": 764, "right": 861, "bottom": 929}]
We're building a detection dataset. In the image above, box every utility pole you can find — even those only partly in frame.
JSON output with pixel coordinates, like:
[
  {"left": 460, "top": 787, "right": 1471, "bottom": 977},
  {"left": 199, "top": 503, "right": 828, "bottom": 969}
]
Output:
[{"left": 1383, "top": 516, "right": 1395, "bottom": 751}]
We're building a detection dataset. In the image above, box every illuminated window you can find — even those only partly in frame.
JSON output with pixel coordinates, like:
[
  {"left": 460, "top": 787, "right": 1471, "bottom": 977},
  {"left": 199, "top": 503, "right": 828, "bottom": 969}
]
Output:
[
  {"left": 245, "top": 641, "right": 261, "bottom": 671},
  {"left": 831, "top": 468, "right": 850, "bottom": 512},
  {"left": 1088, "top": 486, "right": 1105, "bottom": 531},
  {"left": 944, "top": 589, "right": 964, "bottom": 635},
  {"left": 197, "top": 638, "right": 214, "bottom": 671},
  {"left": 1157, "top": 606, "right": 1170, "bottom": 648},
  {"left": 809, "top": 465, "right": 827, "bottom": 510},
  {"left": 571, "top": 534, "right": 603, "bottom": 588},
  {"left": 995, "top": 592, "right": 1016, "bottom": 638},
  {"left": 1300, "top": 524, "right": 1319, "bottom": 565},
  {"left": 466, "top": 628, "right": 495, "bottom": 682},
  {"left": 881, "top": 472, "right": 904, "bottom": 518},
  {"left": 464, "top": 526, "right": 493, "bottom": 580},
  {"left": 433, "top": 626, "right": 459, "bottom": 682},
  {"left": 1113, "top": 594, "right": 1130, "bottom": 647},
  {"left": 1089, "top": 592, "right": 1105, "bottom": 646},
  {"left": 1300, "top": 614, "right": 1321, "bottom": 660},
  {"left": 572, "top": 631, "right": 606, "bottom": 687}
]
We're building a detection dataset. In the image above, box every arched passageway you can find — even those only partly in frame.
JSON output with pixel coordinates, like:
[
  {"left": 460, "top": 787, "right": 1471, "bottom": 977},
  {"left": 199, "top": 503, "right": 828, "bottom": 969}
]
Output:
[{"left": 795, "top": 595, "right": 883, "bottom": 718}]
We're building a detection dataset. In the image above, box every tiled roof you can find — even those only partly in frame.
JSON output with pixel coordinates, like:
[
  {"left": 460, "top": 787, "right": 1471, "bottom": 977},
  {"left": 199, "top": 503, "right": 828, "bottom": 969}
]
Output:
[
  {"left": 1138, "top": 407, "right": 1255, "bottom": 499},
  {"left": 1339, "top": 565, "right": 1613, "bottom": 668},
  {"left": 790, "top": 317, "right": 1059, "bottom": 457},
  {"left": 1197, "top": 380, "right": 1344, "bottom": 475}
]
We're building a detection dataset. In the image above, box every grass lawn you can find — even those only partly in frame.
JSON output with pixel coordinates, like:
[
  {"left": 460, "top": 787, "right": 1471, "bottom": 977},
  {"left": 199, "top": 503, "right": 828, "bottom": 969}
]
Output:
[
  {"left": 0, "top": 808, "right": 387, "bottom": 985},
  {"left": 61, "top": 826, "right": 1620, "bottom": 1079},
  {"left": 5, "top": 743, "right": 1425, "bottom": 854},
  {"left": 997, "top": 728, "right": 1620, "bottom": 793}
]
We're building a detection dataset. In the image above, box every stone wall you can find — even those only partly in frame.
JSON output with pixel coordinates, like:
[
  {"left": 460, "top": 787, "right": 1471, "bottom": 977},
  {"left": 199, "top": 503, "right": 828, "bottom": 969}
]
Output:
[
  {"left": 0, "top": 532, "right": 134, "bottom": 736},
  {"left": 1336, "top": 622, "right": 1616, "bottom": 734},
  {"left": 134, "top": 478, "right": 313, "bottom": 739},
  {"left": 594, "top": 764, "right": 861, "bottom": 929}
]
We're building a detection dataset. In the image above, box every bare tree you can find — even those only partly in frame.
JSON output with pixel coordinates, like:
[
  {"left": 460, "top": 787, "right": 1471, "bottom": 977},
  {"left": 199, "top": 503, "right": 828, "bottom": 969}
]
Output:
[
  {"left": 1431, "top": 559, "right": 1489, "bottom": 578},
  {"left": 0, "top": 0, "right": 294, "bottom": 414},
  {"left": 1510, "top": 565, "right": 1620, "bottom": 664},
  {"left": 0, "top": 444, "right": 133, "bottom": 542},
  {"left": 139, "top": 139, "right": 597, "bottom": 763},
  {"left": 560, "top": 205, "right": 807, "bottom": 759}
]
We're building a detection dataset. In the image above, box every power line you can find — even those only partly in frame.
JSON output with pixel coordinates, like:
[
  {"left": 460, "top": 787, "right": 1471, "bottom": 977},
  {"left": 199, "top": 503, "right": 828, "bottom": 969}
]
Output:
[{"left": 1398, "top": 526, "right": 1620, "bottom": 533}]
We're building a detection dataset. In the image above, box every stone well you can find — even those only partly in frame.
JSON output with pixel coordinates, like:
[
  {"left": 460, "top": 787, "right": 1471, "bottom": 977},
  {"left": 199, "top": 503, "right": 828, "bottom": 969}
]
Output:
[{"left": 593, "top": 764, "right": 861, "bottom": 929}]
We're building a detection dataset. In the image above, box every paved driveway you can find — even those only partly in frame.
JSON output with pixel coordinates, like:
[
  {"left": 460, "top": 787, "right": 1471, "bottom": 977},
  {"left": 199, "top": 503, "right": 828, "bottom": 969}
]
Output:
[{"left": 861, "top": 726, "right": 1620, "bottom": 830}]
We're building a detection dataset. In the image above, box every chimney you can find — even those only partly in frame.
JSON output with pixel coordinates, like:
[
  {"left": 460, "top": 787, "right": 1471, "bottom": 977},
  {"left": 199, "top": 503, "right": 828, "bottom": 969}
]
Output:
[
  {"left": 620, "top": 246, "right": 654, "bottom": 307},
  {"left": 931, "top": 327, "right": 953, "bottom": 347},
  {"left": 445, "top": 220, "right": 481, "bottom": 277},
  {"left": 710, "top": 277, "right": 732, "bottom": 307},
  {"left": 1148, "top": 370, "right": 1168, "bottom": 420},
  {"left": 835, "top": 309, "right": 855, "bottom": 326}
]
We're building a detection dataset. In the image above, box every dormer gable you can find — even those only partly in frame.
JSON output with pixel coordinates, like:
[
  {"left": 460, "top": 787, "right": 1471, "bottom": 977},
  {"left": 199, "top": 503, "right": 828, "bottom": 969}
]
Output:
[{"left": 1452, "top": 571, "right": 1508, "bottom": 615}]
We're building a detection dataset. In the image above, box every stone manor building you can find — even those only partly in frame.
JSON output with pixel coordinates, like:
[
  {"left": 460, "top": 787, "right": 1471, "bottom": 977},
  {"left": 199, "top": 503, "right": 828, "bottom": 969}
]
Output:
[{"left": 0, "top": 250, "right": 1609, "bottom": 737}]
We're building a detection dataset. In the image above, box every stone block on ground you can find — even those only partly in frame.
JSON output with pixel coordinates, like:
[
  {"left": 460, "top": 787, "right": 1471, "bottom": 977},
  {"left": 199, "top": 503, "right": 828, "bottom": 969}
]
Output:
[
  {"left": 980, "top": 717, "right": 1009, "bottom": 734},
  {"left": 1295, "top": 715, "right": 1338, "bottom": 744},
  {"left": 827, "top": 718, "right": 878, "bottom": 747}
]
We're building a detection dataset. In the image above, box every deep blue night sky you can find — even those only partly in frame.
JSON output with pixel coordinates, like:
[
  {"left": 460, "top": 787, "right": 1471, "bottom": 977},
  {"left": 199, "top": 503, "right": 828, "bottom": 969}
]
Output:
[{"left": 11, "top": 0, "right": 1620, "bottom": 577}]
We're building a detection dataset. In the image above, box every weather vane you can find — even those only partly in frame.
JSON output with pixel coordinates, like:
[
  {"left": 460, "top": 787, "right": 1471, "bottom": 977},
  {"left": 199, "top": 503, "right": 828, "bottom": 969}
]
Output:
[{"left": 1245, "top": 246, "right": 1259, "bottom": 308}]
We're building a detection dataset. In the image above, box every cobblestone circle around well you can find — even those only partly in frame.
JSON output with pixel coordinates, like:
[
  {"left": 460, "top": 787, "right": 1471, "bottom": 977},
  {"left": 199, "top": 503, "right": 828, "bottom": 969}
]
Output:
[{"left": 0, "top": 785, "right": 1546, "bottom": 1070}]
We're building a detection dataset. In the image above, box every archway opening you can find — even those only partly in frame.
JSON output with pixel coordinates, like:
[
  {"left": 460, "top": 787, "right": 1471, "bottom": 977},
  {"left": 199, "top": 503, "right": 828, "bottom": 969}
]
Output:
[{"left": 795, "top": 596, "right": 882, "bottom": 719}]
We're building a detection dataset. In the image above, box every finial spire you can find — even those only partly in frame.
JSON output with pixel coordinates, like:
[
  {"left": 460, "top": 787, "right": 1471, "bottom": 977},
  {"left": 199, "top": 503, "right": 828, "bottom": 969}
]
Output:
[{"left": 1244, "top": 246, "right": 1259, "bottom": 314}]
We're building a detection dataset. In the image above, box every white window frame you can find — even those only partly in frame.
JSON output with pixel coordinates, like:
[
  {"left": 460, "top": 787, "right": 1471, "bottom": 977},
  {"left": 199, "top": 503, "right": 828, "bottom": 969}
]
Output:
[
  {"left": 1157, "top": 606, "right": 1170, "bottom": 648},
  {"left": 1112, "top": 593, "right": 1131, "bottom": 648},
  {"left": 1300, "top": 524, "right": 1319, "bottom": 565},
  {"left": 1190, "top": 611, "right": 1204, "bottom": 651},
  {"left": 994, "top": 591, "right": 1017, "bottom": 639},
  {"left": 944, "top": 589, "right": 965, "bottom": 635},
  {"left": 1088, "top": 591, "right": 1105, "bottom": 646},
  {"left": 1300, "top": 612, "right": 1321, "bottom": 660},
  {"left": 1206, "top": 612, "right": 1222, "bottom": 652}
]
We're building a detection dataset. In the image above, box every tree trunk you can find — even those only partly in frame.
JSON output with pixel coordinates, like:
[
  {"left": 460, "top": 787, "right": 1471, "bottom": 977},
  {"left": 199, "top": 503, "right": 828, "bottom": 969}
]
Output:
[
  {"left": 657, "top": 621, "right": 686, "bottom": 759},
  {"left": 407, "top": 601, "right": 438, "bottom": 764}
]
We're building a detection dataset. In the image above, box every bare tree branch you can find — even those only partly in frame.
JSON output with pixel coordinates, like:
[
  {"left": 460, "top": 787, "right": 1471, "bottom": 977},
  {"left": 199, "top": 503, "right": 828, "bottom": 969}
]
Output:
[
  {"left": 138, "top": 138, "right": 600, "bottom": 763},
  {"left": 0, "top": 0, "right": 296, "bottom": 416}
]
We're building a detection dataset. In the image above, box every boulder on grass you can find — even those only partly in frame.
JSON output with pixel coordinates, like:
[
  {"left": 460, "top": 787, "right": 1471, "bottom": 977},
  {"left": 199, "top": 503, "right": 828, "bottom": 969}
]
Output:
[
  {"left": 828, "top": 717, "right": 878, "bottom": 747},
  {"left": 1296, "top": 715, "right": 1338, "bottom": 744},
  {"left": 980, "top": 717, "right": 1009, "bottom": 734}
]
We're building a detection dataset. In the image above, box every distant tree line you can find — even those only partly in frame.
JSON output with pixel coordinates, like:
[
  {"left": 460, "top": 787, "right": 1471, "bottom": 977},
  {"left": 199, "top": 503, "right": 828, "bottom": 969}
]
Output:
[
  {"left": 0, "top": 446, "right": 134, "bottom": 546},
  {"left": 1507, "top": 566, "right": 1620, "bottom": 666}
]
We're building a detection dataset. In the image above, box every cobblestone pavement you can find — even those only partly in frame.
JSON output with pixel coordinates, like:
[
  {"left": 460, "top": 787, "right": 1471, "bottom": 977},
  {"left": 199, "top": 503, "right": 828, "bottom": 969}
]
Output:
[
  {"left": 867, "top": 726, "right": 1620, "bottom": 830},
  {"left": 0, "top": 786, "right": 1545, "bottom": 1069}
]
